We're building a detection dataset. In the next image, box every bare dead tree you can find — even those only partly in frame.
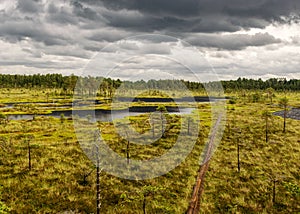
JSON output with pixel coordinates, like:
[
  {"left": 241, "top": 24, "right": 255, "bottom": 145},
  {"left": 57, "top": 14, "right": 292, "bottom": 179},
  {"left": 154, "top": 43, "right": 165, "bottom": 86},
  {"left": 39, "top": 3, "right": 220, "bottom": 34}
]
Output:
[
  {"left": 24, "top": 135, "right": 34, "bottom": 171},
  {"left": 93, "top": 131, "right": 102, "bottom": 214},
  {"left": 96, "top": 145, "right": 101, "bottom": 214},
  {"left": 236, "top": 129, "right": 241, "bottom": 173},
  {"left": 237, "top": 140, "right": 241, "bottom": 173},
  {"left": 269, "top": 175, "right": 285, "bottom": 205}
]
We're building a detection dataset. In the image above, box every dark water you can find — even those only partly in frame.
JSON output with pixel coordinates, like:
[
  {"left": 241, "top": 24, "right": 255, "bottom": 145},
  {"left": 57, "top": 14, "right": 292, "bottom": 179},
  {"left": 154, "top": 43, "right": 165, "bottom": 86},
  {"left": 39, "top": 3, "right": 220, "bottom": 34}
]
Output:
[
  {"left": 116, "top": 96, "right": 227, "bottom": 102},
  {"left": 4, "top": 96, "right": 223, "bottom": 121},
  {"left": 8, "top": 107, "right": 195, "bottom": 122},
  {"left": 273, "top": 108, "right": 300, "bottom": 120}
]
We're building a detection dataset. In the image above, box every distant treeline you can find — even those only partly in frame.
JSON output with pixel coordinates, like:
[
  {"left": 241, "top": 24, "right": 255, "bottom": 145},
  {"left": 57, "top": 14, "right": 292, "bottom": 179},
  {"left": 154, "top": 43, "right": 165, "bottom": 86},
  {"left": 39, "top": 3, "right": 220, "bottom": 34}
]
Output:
[
  {"left": 220, "top": 77, "right": 300, "bottom": 91},
  {"left": 0, "top": 74, "right": 299, "bottom": 92}
]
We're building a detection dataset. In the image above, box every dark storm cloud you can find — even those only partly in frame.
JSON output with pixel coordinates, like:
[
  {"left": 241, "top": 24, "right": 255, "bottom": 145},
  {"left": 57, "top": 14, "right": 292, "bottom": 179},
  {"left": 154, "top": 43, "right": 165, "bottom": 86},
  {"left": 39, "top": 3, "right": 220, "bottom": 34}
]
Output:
[
  {"left": 99, "top": 0, "right": 300, "bottom": 19},
  {"left": 0, "top": 0, "right": 299, "bottom": 78},
  {"left": 1, "top": 0, "right": 294, "bottom": 50},
  {"left": 78, "top": 0, "right": 300, "bottom": 32}
]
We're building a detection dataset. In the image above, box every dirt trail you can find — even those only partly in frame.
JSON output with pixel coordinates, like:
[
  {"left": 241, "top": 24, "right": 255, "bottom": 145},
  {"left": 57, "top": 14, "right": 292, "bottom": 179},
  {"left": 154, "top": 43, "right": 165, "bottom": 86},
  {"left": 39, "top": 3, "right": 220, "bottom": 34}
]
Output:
[{"left": 187, "top": 114, "right": 223, "bottom": 214}]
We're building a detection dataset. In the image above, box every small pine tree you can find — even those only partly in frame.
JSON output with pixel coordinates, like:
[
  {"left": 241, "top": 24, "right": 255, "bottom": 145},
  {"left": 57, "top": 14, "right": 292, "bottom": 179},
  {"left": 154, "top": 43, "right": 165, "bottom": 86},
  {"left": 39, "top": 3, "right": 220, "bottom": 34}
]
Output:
[{"left": 60, "top": 113, "right": 65, "bottom": 124}]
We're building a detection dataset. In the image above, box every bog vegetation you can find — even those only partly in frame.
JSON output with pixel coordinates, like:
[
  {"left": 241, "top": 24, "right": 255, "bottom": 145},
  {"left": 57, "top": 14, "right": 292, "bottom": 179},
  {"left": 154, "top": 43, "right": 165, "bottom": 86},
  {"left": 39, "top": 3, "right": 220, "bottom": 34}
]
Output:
[{"left": 0, "top": 74, "right": 299, "bottom": 213}]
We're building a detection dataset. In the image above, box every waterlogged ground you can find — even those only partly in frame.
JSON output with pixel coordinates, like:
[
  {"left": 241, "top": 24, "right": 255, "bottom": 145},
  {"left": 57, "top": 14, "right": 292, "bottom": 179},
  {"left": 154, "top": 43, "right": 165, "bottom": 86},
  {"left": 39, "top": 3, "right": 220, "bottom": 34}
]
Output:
[
  {"left": 0, "top": 90, "right": 299, "bottom": 213},
  {"left": 273, "top": 108, "right": 300, "bottom": 120}
]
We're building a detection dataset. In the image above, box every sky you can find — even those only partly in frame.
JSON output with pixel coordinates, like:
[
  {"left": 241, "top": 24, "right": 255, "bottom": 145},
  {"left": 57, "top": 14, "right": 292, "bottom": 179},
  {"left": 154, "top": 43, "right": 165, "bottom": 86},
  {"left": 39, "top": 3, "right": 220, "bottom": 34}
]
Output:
[{"left": 0, "top": 0, "right": 300, "bottom": 81}]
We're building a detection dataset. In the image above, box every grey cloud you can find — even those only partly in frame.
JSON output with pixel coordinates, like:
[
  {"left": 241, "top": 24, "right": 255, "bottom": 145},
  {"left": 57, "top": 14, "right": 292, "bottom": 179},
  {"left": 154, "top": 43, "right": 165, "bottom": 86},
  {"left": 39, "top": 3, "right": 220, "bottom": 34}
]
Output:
[
  {"left": 86, "top": 38, "right": 172, "bottom": 55},
  {"left": 47, "top": 3, "right": 58, "bottom": 14},
  {"left": 0, "top": 60, "right": 76, "bottom": 69},
  {"left": 117, "top": 42, "right": 172, "bottom": 55},
  {"left": 83, "top": 43, "right": 107, "bottom": 52},
  {"left": 96, "top": 0, "right": 204, "bottom": 17},
  {"left": 134, "top": 35, "right": 179, "bottom": 43},
  {"left": 44, "top": 48, "right": 92, "bottom": 59},
  {"left": 17, "top": 0, "right": 41, "bottom": 13},
  {"left": 136, "top": 43, "right": 171, "bottom": 55},
  {"left": 99, "top": 0, "right": 300, "bottom": 20},
  {"left": 291, "top": 36, "right": 300, "bottom": 45},
  {"left": 0, "top": 20, "right": 70, "bottom": 46},
  {"left": 87, "top": 29, "right": 130, "bottom": 42},
  {"left": 0, "top": 0, "right": 299, "bottom": 79},
  {"left": 186, "top": 33, "right": 281, "bottom": 50},
  {"left": 71, "top": 0, "right": 102, "bottom": 21},
  {"left": 223, "top": 1, "right": 299, "bottom": 21},
  {"left": 22, "top": 48, "right": 43, "bottom": 58},
  {"left": 79, "top": 0, "right": 300, "bottom": 33},
  {"left": 46, "top": 4, "right": 78, "bottom": 25}
]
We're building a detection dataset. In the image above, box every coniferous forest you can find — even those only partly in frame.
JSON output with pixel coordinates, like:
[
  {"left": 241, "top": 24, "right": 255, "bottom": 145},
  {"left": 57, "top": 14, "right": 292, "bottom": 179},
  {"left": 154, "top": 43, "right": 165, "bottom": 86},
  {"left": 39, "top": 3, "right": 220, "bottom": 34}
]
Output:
[{"left": 0, "top": 74, "right": 299, "bottom": 91}]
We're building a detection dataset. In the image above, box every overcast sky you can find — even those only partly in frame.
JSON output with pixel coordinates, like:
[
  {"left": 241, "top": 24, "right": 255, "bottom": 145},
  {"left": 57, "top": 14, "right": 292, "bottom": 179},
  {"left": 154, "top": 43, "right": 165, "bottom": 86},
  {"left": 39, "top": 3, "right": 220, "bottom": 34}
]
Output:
[{"left": 0, "top": 0, "right": 300, "bottom": 81}]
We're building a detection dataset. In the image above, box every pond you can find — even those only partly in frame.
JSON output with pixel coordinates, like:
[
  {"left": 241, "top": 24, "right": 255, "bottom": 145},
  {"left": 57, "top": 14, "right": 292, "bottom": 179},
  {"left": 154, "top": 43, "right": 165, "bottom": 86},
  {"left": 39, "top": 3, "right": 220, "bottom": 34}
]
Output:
[
  {"left": 8, "top": 107, "right": 195, "bottom": 122},
  {"left": 4, "top": 96, "right": 224, "bottom": 121},
  {"left": 273, "top": 108, "right": 300, "bottom": 120},
  {"left": 1, "top": 96, "right": 226, "bottom": 109}
]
